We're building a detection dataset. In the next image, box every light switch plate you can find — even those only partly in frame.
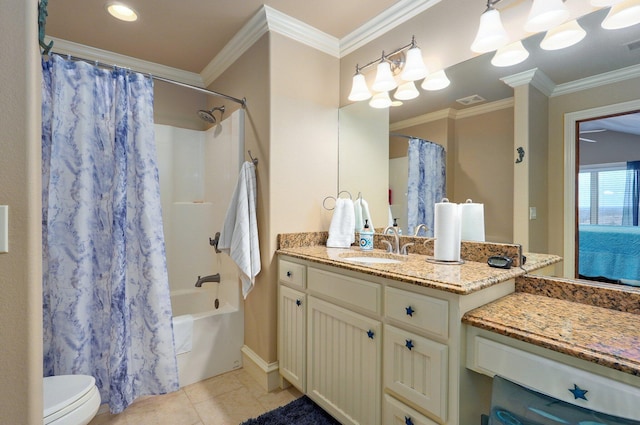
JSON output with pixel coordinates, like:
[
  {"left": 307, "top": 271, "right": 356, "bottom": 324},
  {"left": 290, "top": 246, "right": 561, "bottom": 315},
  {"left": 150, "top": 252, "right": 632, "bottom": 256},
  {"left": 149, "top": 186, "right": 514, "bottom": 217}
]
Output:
[
  {"left": 529, "top": 206, "right": 537, "bottom": 220},
  {"left": 0, "top": 205, "right": 7, "bottom": 253}
]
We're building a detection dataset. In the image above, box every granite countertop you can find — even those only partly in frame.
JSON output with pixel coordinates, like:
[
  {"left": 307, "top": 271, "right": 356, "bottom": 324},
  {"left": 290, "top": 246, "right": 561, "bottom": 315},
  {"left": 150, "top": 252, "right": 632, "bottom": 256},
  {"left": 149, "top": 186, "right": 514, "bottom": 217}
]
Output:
[
  {"left": 277, "top": 244, "right": 561, "bottom": 295},
  {"left": 463, "top": 275, "right": 640, "bottom": 377}
]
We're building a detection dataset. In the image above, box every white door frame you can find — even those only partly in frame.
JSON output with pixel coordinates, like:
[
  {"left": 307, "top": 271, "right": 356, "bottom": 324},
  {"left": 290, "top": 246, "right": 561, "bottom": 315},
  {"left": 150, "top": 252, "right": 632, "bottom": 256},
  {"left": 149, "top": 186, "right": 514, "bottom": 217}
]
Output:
[{"left": 563, "top": 99, "right": 640, "bottom": 278}]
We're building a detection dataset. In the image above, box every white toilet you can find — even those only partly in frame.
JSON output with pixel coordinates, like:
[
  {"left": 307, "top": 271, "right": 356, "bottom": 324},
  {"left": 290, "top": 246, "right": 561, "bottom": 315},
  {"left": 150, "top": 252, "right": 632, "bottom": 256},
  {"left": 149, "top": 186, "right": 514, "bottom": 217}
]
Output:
[{"left": 43, "top": 375, "right": 101, "bottom": 425}]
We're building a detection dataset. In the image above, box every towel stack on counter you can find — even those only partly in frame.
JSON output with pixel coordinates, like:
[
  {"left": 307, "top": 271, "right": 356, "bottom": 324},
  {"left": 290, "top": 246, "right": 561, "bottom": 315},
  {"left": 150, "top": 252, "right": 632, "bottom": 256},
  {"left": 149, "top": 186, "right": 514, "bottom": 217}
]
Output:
[{"left": 327, "top": 196, "right": 377, "bottom": 248}]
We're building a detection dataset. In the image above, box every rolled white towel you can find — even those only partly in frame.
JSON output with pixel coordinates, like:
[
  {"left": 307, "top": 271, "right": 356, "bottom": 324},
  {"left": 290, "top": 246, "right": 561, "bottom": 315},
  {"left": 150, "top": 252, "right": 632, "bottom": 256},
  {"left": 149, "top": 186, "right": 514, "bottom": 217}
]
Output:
[
  {"left": 360, "top": 198, "right": 374, "bottom": 230},
  {"left": 327, "top": 198, "right": 356, "bottom": 248}
]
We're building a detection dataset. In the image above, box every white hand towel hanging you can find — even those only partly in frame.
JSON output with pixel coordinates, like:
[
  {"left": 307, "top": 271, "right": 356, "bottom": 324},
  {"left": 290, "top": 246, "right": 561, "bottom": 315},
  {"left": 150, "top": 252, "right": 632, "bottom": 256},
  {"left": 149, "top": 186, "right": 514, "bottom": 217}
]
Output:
[
  {"left": 360, "top": 198, "right": 374, "bottom": 230},
  {"left": 218, "top": 161, "right": 261, "bottom": 299},
  {"left": 327, "top": 198, "right": 356, "bottom": 248}
]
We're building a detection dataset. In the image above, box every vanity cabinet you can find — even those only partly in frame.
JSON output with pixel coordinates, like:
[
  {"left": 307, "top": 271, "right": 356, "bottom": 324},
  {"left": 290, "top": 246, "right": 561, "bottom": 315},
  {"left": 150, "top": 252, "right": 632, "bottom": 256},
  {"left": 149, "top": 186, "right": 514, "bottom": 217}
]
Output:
[
  {"left": 278, "top": 284, "right": 306, "bottom": 392},
  {"left": 278, "top": 254, "right": 515, "bottom": 425}
]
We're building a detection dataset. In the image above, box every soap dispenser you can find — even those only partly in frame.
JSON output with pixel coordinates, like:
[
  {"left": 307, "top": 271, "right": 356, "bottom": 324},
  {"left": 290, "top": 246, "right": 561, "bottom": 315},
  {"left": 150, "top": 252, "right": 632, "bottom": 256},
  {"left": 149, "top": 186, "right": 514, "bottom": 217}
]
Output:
[
  {"left": 359, "top": 219, "right": 374, "bottom": 251},
  {"left": 393, "top": 218, "right": 402, "bottom": 234}
]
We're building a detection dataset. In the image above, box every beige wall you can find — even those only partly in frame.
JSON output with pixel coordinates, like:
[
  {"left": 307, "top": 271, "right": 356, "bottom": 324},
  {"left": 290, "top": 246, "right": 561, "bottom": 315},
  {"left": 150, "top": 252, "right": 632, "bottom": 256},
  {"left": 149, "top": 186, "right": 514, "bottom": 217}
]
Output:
[
  {"left": 153, "top": 79, "right": 208, "bottom": 130},
  {"left": 0, "top": 1, "right": 43, "bottom": 423},
  {"left": 391, "top": 106, "right": 514, "bottom": 243},
  {"left": 209, "top": 33, "right": 339, "bottom": 363},
  {"left": 547, "top": 76, "right": 640, "bottom": 262}
]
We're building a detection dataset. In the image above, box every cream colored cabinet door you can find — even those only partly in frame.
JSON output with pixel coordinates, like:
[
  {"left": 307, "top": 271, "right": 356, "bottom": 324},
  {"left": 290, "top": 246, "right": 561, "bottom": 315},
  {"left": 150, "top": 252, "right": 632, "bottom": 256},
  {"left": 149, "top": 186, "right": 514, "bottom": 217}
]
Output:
[
  {"left": 307, "top": 296, "right": 381, "bottom": 425},
  {"left": 384, "top": 324, "right": 448, "bottom": 423},
  {"left": 278, "top": 285, "right": 306, "bottom": 392}
]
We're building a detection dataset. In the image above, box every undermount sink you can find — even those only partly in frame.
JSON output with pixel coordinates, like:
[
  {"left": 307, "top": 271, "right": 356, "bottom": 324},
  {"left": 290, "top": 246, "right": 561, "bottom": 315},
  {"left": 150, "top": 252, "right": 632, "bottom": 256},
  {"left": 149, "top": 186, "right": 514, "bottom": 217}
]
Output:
[{"left": 339, "top": 253, "right": 405, "bottom": 264}]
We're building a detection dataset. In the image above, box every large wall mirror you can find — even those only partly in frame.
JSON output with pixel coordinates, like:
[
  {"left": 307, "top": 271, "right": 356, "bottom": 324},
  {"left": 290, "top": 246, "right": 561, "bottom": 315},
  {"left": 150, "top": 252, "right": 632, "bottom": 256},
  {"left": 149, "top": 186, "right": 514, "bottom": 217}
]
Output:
[{"left": 339, "top": 7, "right": 640, "bottom": 283}]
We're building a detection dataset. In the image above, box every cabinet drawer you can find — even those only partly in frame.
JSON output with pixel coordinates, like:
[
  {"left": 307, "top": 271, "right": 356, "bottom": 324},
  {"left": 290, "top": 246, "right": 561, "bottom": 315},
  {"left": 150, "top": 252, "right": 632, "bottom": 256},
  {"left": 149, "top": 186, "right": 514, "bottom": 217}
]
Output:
[
  {"left": 384, "top": 324, "right": 448, "bottom": 422},
  {"left": 307, "top": 267, "right": 381, "bottom": 314},
  {"left": 469, "top": 336, "right": 640, "bottom": 421},
  {"left": 383, "top": 394, "right": 438, "bottom": 425},
  {"left": 279, "top": 259, "right": 306, "bottom": 288},
  {"left": 385, "top": 286, "right": 448, "bottom": 339}
]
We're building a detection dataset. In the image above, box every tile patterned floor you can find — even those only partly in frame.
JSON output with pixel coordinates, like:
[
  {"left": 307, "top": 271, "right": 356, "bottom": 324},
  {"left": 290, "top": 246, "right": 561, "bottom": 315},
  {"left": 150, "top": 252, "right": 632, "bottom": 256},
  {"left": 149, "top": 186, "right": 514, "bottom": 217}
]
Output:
[{"left": 89, "top": 368, "right": 302, "bottom": 425}]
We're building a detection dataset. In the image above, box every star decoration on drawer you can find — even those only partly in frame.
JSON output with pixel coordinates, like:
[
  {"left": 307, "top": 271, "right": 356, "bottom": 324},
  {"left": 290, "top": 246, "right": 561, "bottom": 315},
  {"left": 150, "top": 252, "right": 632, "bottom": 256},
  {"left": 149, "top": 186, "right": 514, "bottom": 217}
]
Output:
[
  {"left": 404, "top": 416, "right": 414, "bottom": 425},
  {"left": 405, "top": 339, "right": 414, "bottom": 350},
  {"left": 367, "top": 330, "right": 375, "bottom": 339},
  {"left": 569, "top": 384, "right": 588, "bottom": 400},
  {"left": 405, "top": 306, "right": 415, "bottom": 317}
]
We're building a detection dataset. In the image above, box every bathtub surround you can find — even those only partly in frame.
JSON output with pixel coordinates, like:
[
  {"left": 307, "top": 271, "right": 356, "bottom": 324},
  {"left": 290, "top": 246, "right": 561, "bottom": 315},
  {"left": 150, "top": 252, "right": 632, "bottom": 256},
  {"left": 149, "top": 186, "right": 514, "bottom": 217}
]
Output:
[
  {"left": 218, "top": 160, "right": 261, "bottom": 299},
  {"left": 155, "top": 113, "right": 245, "bottom": 388},
  {"left": 41, "top": 55, "right": 178, "bottom": 413}
]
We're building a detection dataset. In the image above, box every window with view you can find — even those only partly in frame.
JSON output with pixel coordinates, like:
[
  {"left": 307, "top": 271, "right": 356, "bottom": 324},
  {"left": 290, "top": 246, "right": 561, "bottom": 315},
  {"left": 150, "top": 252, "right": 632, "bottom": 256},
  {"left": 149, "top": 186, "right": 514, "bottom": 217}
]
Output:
[{"left": 578, "top": 163, "right": 628, "bottom": 225}]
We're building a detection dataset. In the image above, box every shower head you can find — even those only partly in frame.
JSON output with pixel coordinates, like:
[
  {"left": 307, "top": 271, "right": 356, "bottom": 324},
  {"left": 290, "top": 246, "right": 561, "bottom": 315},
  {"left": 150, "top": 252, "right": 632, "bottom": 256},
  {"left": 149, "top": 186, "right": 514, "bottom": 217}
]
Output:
[{"left": 197, "top": 105, "right": 225, "bottom": 124}]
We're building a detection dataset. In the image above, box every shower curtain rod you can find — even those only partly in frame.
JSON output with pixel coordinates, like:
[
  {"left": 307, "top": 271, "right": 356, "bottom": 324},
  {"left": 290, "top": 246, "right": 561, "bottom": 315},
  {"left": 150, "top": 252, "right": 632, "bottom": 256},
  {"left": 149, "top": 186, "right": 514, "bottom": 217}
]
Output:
[{"left": 50, "top": 52, "right": 247, "bottom": 108}]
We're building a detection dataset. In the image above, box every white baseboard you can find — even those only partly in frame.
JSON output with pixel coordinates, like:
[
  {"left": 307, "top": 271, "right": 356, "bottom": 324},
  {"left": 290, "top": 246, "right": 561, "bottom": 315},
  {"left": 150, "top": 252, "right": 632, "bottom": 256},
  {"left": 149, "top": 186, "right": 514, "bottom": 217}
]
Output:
[{"left": 241, "top": 344, "right": 280, "bottom": 392}]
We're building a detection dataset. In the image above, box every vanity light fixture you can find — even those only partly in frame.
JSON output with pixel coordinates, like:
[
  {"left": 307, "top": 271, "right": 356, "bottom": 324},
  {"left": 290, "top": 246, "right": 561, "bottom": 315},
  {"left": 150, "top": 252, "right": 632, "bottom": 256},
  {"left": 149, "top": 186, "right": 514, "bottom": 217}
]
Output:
[
  {"left": 394, "top": 81, "right": 420, "bottom": 101},
  {"left": 471, "top": 1, "right": 509, "bottom": 53},
  {"left": 601, "top": 0, "right": 640, "bottom": 29},
  {"left": 369, "top": 91, "right": 393, "bottom": 109},
  {"left": 105, "top": 2, "right": 138, "bottom": 22},
  {"left": 349, "top": 36, "right": 434, "bottom": 109},
  {"left": 524, "top": 0, "right": 570, "bottom": 33},
  {"left": 491, "top": 40, "right": 530, "bottom": 67},
  {"left": 421, "top": 70, "right": 451, "bottom": 91},
  {"left": 540, "top": 19, "right": 586, "bottom": 50}
]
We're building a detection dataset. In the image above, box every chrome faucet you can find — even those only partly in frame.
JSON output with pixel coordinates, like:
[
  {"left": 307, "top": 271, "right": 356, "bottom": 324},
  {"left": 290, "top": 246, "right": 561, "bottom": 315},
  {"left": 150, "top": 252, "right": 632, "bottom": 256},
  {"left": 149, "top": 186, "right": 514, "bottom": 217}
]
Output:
[
  {"left": 413, "top": 223, "right": 429, "bottom": 236},
  {"left": 195, "top": 273, "right": 220, "bottom": 287},
  {"left": 383, "top": 226, "right": 400, "bottom": 254}
]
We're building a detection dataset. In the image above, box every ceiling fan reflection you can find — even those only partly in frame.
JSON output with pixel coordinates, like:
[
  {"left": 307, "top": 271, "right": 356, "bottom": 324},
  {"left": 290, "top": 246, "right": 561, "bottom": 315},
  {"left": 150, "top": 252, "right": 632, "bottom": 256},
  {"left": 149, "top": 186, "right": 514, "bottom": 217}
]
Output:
[{"left": 579, "top": 128, "right": 606, "bottom": 143}]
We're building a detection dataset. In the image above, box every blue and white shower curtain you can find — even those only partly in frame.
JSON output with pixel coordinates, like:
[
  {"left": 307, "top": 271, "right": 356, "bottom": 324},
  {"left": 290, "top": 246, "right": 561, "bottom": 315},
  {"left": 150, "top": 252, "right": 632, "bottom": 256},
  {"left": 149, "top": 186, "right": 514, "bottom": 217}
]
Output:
[
  {"left": 41, "top": 55, "right": 178, "bottom": 413},
  {"left": 407, "top": 138, "right": 446, "bottom": 237}
]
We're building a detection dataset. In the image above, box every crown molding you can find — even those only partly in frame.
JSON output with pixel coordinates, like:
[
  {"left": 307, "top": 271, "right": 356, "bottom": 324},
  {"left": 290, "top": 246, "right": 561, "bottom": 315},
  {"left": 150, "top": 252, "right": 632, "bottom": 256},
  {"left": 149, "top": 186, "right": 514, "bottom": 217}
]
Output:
[
  {"left": 390, "top": 97, "right": 515, "bottom": 130},
  {"left": 551, "top": 63, "right": 640, "bottom": 97},
  {"left": 201, "top": 5, "right": 340, "bottom": 86},
  {"left": 455, "top": 97, "right": 514, "bottom": 119},
  {"left": 265, "top": 6, "right": 340, "bottom": 58},
  {"left": 501, "top": 68, "right": 555, "bottom": 97},
  {"left": 201, "top": 7, "right": 271, "bottom": 86},
  {"left": 390, "top": 108, "right": 455, "bottom": 130},
  {"left": 340, "top": 0, "right": 442, "bottom": 57},
  {"left": 49, "top": 37, "right": 204, "bottom": 87}
]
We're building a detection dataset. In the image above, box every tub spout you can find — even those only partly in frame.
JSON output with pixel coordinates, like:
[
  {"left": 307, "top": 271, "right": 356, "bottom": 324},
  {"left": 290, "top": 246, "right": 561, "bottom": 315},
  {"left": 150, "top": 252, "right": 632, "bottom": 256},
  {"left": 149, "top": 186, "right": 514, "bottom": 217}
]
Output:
[{"left": 195, "top": 273, "right": 220, "bottom": 287}]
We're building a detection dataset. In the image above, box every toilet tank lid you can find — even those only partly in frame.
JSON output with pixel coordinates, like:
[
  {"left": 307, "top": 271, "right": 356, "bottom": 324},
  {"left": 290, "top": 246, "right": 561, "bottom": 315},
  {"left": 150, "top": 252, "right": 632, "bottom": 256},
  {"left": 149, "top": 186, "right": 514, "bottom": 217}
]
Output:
[{"left": 43, "top": 375, "right": 96, "bottom": 417}]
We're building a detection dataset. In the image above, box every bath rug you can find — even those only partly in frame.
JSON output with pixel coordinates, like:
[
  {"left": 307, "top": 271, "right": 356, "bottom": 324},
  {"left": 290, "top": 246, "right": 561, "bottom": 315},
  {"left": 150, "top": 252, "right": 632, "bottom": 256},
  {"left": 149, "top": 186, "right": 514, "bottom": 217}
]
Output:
[{"left": 240, "top": 396, "right": 340, "bottom": 425}]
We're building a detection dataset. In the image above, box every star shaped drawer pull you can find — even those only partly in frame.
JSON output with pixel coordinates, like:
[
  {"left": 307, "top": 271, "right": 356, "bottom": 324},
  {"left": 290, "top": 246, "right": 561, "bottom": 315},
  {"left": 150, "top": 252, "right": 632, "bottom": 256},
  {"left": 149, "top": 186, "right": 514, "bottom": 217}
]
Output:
[
  {"left": 295, "top": 299, "right": 302, "bottom": 307},
  {"left": 405, "top": 306, "right": 415, "bottom": 317},
  {"left": 405, "top": 339, "right": 414, "bottom": 350},
  {"left": 405, "top": 416, "right": 414, "bottom": 425},
  {"left": 569, "top": 384, "right": 588, "bottom": 401},
  {"left": 367, "top": 330, "right": 375, "bottom": 339}
]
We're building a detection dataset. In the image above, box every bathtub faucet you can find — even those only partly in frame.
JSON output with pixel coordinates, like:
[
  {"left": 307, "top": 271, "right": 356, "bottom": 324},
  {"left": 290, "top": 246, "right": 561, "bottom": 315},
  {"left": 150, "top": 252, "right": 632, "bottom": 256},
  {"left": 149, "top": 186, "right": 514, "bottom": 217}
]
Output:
[{"left": 195, "top": 273, "right": 221, "bottom": 287}]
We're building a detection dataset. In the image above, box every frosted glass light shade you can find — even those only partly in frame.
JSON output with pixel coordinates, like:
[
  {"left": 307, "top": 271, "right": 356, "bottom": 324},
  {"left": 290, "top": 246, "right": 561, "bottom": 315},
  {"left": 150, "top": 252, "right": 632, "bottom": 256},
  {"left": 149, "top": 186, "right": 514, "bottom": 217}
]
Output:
[
  {"left": 106, "top": 3, "right": 138, "bottom": 21},
  {"left": 540, "top": 20, "right": 586, "bottom": 50},
  {"left": 471, "top": 8, "right": 509, "bottom": 53},
  {"left": 394, "top": 81, "right": 420, "bottom": 100},
  {"left": 601, "top": 0, "right": 640, "bottom": 29},
  {"left": 421, "top": 70, "right": 450, "bottom": 91},
  {"left": 369, "top": 91, "right": 392, "bottom": 108},
  {"left": 591, "top": 0, "right": 623, "bottom": 6},
  {"left": 491, "top": 40, "right": 529, "bottom": 67},
  {"left": 372, "top": 61, "right": 397, "bottom": 92},
  {"left": 348, "top": 73, "right": 372, "bottom": 101},
  {"left": 400, "top": 47, "right": 428, "bottom": 81},
  {"left": 524, "top": 0, "right": 570, "bottom": 32}
]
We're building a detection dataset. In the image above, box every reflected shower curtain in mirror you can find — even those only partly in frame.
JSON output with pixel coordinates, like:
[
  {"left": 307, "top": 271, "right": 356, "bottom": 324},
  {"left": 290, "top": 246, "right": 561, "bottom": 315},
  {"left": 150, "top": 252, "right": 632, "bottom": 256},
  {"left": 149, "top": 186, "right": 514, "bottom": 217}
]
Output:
[
  {"left": 41, "top": 55, "right": 178, "bottom": 413},
  {"left": 623, "top": 160, "right": 640, "bottom": 226},
  {"left": 407, "top": 138, "right": 446, "bottom": 237}
]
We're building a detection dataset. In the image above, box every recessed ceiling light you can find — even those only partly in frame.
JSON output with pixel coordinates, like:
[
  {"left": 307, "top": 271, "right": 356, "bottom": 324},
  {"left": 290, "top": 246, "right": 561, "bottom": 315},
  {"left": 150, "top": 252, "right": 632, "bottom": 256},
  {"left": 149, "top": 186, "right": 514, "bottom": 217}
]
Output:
[{"left": 106, "top": 2, "right": 138, "bottom": 22}]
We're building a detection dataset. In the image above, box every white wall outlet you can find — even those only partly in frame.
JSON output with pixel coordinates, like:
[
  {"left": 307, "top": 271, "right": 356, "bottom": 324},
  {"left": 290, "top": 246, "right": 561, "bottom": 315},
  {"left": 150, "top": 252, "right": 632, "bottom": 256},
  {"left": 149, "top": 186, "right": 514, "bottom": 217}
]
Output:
[
  {"left": 529, "top": 207, "right": 537, "bottom": 220},
  {"left": 0, "top": 205, "right": 7, "bottom": 253}
]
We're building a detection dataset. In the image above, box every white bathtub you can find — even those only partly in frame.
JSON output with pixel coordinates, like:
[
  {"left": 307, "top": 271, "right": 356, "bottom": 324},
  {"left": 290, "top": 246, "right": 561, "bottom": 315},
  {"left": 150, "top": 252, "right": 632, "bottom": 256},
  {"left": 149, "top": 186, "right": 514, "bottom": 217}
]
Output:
[{"left": 171, "top": 283, "right": 243, "bottom": 388}]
